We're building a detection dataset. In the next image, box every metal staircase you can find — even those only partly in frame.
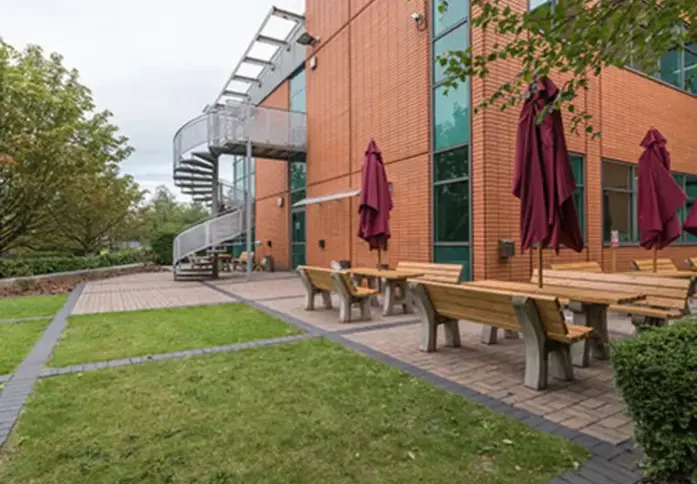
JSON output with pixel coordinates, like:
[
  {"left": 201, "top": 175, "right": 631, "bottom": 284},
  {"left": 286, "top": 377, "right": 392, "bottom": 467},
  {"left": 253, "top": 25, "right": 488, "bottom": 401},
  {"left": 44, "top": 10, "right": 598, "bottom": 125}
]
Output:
[
  {"left": 172, "top": 103, "right": 306, "bottom": 279},
  {"left": 171, "top": 6, "right": 306, "bottom": 280}
]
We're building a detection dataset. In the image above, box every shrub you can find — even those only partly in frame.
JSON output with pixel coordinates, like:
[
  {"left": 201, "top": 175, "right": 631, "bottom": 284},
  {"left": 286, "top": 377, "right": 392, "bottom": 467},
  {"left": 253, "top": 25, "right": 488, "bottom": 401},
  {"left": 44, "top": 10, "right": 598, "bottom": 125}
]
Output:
[
  {"left": 612, "top": 321, "right": 697, "bottom": 481},
  {"left": 150, "top": 232, "right": 176, "bottom": 265},
  {"left": 0, "top": 249, "right": 145, "bottom": 279}
]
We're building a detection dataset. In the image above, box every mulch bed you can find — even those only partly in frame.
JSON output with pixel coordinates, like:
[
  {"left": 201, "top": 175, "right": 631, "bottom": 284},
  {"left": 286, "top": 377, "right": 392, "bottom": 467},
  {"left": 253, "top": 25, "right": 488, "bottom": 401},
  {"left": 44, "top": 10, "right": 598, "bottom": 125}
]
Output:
[{"left": 0, "top": 264, "right": 168, "bottom": 298}]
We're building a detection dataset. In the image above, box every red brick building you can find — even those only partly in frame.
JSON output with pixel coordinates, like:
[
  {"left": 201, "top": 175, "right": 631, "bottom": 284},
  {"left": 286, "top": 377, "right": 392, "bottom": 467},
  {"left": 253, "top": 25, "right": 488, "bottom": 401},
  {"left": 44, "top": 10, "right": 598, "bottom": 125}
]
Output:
[{"left": 179, "top": 1, "right": 697, "bottom": 281}]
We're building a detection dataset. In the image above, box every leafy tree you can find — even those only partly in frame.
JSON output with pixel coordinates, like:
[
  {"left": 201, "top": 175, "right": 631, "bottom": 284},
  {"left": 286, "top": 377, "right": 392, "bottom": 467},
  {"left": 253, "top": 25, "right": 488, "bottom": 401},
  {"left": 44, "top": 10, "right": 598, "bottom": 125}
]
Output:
[
  {"left": 436, "top": 0, "right": 697, "bottom": 134},
  {"left": 34, "top": 171, "right": 144, "bottom": 255},
  {"left": 0, "top": 41, "right": 132, "bottom": 254},
  {"left": 137, "top": 186, "right": 209, "bottom": 244}
]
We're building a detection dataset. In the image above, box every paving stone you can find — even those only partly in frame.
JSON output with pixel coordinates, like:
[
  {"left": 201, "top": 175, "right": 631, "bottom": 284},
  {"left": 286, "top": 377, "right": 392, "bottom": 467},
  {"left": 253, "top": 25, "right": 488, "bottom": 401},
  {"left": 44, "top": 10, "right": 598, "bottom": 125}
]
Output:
[
  {"left": 553, "top": 471, "right": 596, "bottom": 484},
  {"left": 584, "top": 457, "right": 642, "bottom": 483}
]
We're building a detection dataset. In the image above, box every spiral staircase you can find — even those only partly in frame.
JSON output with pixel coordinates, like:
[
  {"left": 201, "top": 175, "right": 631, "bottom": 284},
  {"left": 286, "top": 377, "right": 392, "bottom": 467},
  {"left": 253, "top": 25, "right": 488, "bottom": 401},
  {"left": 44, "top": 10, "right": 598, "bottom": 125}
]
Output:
[{"left": 171, "top": 102, "right": 306, "bottom": 280}]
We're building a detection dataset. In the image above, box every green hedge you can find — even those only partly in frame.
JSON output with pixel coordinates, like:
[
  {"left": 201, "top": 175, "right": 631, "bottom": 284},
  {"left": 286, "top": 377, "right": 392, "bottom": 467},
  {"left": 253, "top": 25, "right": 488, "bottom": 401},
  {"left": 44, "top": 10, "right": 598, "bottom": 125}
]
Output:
[
  {"left": 150, "top": 232, "right": 176, "bottom": 266},
  {"left": 612, "top": 321, "right": 697, "bottom": 481},
  {"left": 0, "top": 249, "right": 145, "bottom": 279}
]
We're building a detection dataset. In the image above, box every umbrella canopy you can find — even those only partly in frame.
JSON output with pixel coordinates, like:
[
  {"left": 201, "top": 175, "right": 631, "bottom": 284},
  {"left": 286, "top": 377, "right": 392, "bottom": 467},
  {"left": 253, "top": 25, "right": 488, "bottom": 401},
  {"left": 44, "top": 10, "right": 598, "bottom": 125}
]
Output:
[
  {"left": 358, "top": 140, "right": 392, "bottom": 251},
  {"left": 637, "top": 128, "right": 686, "bottom": 249},
  {"left": 513, "top": 76, "right": 583, "bottom": 254}
]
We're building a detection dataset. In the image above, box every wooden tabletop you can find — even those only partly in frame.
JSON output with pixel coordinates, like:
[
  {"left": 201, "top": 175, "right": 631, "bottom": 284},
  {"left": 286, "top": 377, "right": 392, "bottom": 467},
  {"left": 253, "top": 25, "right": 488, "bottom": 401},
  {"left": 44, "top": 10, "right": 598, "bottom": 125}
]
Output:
[
  {"left": 348, "top": 267, "right": 424, "bottom": 280},
  {"left": 621, "top": 271, "right": 696, "bottom": 279},
  {"left": 466, "top": 280, "right": 645, "bottom": 306}
]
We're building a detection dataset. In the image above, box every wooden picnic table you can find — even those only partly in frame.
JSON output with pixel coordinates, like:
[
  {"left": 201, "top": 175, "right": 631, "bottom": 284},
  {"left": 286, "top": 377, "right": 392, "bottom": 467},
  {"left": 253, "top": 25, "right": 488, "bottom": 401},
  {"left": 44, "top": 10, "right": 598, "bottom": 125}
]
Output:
[
  {"left": 347, "top": 267, "right": 424, "bottom": 316},
  {"left": 466, "top": 280, "right": 645, "bottom": 367}
]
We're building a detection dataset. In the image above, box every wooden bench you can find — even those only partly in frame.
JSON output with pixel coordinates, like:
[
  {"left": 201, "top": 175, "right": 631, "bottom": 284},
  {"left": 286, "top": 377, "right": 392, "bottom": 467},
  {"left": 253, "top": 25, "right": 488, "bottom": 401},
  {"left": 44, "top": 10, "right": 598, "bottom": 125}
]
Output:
[
  {"left": 297, "top": 266, "right": 379, "bottom": 323},
  {"left": 531, "top": 269, "right": 689, "bottom": 327},
  {"left": 396, "top": 261, "right": 463, "bottom": 284},
  {"left": 410, "top": 280, "right": 593, "bottom": 390},
  {"left": 551, "top": 261, "right": 602, "bottom": 273},
  {"left": 632, "top": 258, "right": 678, "bottom": 272},
  {"left": 686, "top": 258, "right": 697, "bottom": 271},
  {"left": 233, "top": 251, "right": 262, "bottom": 272}
]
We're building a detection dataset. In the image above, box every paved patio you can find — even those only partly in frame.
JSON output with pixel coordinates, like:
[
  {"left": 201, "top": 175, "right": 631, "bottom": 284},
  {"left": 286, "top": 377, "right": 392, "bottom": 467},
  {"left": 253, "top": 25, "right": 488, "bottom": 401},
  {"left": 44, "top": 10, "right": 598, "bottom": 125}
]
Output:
[{"left": 67, "top": 270, "right": 639, "bottom": 446}]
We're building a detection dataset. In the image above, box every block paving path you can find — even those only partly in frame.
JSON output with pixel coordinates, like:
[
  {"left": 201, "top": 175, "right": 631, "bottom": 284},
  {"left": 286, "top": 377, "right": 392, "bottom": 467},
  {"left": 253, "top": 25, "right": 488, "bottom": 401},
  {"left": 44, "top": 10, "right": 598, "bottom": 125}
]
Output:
[{"left": 0, "top": 270, "right": 644, "bottom": 483}]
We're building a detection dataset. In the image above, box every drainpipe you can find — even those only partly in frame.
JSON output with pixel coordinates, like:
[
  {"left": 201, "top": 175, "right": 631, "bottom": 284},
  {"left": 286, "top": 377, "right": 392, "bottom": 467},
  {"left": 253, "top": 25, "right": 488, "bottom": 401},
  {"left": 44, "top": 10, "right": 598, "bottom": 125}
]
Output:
[
  {"left": 211, "top": 154, "right": 220, "bottom": 279},
  {"left": 245, "top": 138, "right": 253, "bottom": 275}
]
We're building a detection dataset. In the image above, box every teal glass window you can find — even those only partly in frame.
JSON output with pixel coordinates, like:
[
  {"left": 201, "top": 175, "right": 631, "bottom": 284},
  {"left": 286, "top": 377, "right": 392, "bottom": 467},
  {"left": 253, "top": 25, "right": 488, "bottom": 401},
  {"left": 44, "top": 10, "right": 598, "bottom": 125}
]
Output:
[
  {"left": 433, "top": 245, "right": 470, "bottom": 281},
  {"left": 433, "top": 0, "right": 468, "bottom": 37},
  {"left": 659, "top": 50, "right": 682, "bottom": 88},
  {"left": 292, "top": 211, "right": 306, "bottom": 243},
  {"left": 434, "top": 181, "right": 469, "bottom": 242},
  {"left": 434, "top": 23, "right": 468, "bottom": 84},
  {"left": 569, "top": 153, "right": 585, "bottom": 240},
  {"left": 672, "top": 173, "right": 697, "bottom": 242},
  {"left": 434, "top": 81, "right": 469, "bottom": 150},
  {"left": 290, "top": 161, "right": 306, "bottom": 191},
  {"left": 435, "top": 146, "right": 468, "bottom": 182},
  {"left": 685, "top": 46, "right": 697, "bottom": 93},
  {"left": 529, "top": 0, "right": 553, "bottom": 10},
  {"left": 289, "top": 67, "right": 306, "bottom": 113},
  {"left": 603, "top": 161, "right": 637, "bottom": 243}
]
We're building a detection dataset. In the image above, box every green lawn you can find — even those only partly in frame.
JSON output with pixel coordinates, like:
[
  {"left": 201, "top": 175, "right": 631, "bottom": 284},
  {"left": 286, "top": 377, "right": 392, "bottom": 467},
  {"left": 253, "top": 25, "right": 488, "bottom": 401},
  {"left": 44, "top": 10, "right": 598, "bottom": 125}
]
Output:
[
  {"left": 0, "top": 339, "right": 588, "bottom": 483},
  {"left": 49, "top": 303, "right": 301, "bottom": 367},
  {"left": 0, "top": 319, "right": 51, "bottom": 374},
  {"left": 0, "top": 294, "right": 67, "bottom": 320}
]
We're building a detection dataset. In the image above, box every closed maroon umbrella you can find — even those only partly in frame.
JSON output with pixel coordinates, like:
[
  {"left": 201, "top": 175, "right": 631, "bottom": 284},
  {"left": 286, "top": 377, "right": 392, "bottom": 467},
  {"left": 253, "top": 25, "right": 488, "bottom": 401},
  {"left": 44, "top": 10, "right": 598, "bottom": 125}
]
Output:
[
  {"left": 358, "top": 140, "right": 392, "bottom": 267},
  {"left": 514, "top": 77, "right": 583, "bottom": 286},
  {"left": 637, "top": 128, "right": 686, "bottom": 270}
]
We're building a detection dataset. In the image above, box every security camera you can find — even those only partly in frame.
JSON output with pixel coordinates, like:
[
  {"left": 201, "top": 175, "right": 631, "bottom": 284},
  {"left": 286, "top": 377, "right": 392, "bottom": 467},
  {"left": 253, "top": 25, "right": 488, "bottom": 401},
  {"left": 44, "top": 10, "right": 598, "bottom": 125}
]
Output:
[{"left": 410, "top": 12, "right": 422, "bottom": 22}]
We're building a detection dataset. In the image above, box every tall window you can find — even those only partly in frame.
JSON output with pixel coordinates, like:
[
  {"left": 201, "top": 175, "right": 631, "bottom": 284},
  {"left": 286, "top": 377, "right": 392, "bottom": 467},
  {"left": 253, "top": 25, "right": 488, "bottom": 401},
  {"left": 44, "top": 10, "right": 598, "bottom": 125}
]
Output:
[
  {"left": 569, "top": 153, "right": 586, "bottom": 240},
  {"left": 673, "top": 173, "right": 697, "bottom": 242},
  {"left": 603, "top": 161, "right": 637, "bottom": 243},
  {"left": 289, "top": 66, "right": 307, "bottom": 268},
  {"left": 289, "top": 67, "right": 306, "bottom": 113},
  {"left": 233, "top": 157, "right": 255, "bottom": 198},
  {"left": 432, "top": 1, "right": 470, "bottom": 280}
]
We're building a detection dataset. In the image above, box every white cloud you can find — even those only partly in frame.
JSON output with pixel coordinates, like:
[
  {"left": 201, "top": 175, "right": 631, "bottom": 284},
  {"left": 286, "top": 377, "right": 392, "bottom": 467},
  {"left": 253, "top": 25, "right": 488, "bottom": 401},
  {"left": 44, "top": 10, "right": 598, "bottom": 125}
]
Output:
[{"left": 0, "top": 0, "right": 305, "bottom": 200}]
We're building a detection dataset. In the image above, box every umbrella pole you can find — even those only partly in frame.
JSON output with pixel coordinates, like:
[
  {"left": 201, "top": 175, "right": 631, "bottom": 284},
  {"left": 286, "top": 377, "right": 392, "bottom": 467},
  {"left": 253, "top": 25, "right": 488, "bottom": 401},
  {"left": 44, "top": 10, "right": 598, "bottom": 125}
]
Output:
[
  {"left": 537, "top": 244, "right": 543, "bottom": 288},
  {"left": 377, "top": 249, "right": 382, "bottom": 270},
  {"left": 653, "top": 247, "right": 657, "bottom": 273}
]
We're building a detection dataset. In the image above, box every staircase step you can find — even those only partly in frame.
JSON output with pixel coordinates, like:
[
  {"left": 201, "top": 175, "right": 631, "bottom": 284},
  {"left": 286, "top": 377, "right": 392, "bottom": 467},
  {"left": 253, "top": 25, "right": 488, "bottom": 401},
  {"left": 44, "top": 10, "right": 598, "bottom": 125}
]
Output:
[
  {"left": 180, "top": 159, "right": 214, "bottom": 171},
  {"left": 192, "top": 151, "right": 217, "bottom": 163},
  {"left": 173, "top": 175, "right": 214, "bottom": 183},
  {"left": 175, "top": 167, "right": 213, "bottom": 177},
  {"left": 181, "top": 187, "right": 213, "bottom": 194}
]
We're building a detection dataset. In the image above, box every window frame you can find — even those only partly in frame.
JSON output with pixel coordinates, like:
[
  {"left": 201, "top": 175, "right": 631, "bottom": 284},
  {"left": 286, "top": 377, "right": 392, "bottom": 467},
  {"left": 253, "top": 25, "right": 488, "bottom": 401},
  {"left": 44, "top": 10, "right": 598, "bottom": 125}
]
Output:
[
  {"left": 568, "top": 152, "right": 587, "bottom": 243},
  {"left": 431, "top": 2, "right": 471, "bottom": 281},
  {"left": 602, "top": 159, "right": 639, "bottom": 246},
  {"left": 671, "top": 172, "right": 697, "bottom": 244}
]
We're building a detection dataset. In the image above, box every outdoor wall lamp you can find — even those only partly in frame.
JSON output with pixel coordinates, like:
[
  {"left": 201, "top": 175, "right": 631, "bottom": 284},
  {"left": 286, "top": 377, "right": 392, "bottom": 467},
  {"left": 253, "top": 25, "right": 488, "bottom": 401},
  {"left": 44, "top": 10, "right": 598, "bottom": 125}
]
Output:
[
  {"left": 410, "top": 0, "right": 428, "bottom": 31},
  {"left": 296, "top": 32, "right": 320, "bottom": 46},
  {"left": 319, "top": 239, "right": 326, "bottom": 249},
  {"left": 267, "top": 240, "right": 272, "bottom": 248}
]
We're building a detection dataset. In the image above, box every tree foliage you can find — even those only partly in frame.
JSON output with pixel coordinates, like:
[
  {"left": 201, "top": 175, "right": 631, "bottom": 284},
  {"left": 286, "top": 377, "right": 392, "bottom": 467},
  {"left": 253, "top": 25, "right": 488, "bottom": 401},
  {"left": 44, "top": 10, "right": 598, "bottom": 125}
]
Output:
[
  {"left": 437, "top": 0, "right": 697, "bottom": 134},
  {"left": 135, "top": 186, "right": 210, "bottom": 245},
  {"left": 0, "top": 41, "right": 134, "bottom": 254}
]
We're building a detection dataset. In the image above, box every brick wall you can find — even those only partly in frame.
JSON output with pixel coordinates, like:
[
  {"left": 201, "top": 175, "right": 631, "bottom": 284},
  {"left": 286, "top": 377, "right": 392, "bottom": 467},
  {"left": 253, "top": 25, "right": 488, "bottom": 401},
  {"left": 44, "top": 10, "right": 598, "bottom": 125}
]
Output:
[
  {"left": 473, "top": 0, "right": 697, "bottom": 281},
  {"left": 305, "top": 0, "right": 431, "bottom": 267},
  {"left": 255, "top": 81, "right": 292, "bottom": 270},
  {"left": 271, "top": 0, "right": 697, "bottom": 274}
]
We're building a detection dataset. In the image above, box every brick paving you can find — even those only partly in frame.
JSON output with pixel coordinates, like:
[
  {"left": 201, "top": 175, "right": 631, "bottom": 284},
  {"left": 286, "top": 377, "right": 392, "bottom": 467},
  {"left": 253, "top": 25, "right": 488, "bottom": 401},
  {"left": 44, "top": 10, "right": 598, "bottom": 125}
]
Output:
[
  {"left": 72, "top": 272, "right": 233, "bottom": 314},
  {"left": 0, "top": 270, "right": 646, "bottom": 482}
]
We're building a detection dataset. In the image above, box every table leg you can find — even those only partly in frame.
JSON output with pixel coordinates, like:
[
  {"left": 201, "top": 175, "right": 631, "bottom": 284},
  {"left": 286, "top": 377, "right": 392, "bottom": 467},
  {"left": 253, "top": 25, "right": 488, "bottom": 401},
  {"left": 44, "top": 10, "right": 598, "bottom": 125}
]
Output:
[
  {"left": 585, "top": 303, "right": 610, "bottom": 360},
  {"left": 569, "top": 302, "right": 610, "bottom": 367},
  {"left": 399, "top": 281, "right": 414, "bottom": 314},
  {"left": 382, "top": 280, "right": 396, "bottom": 316}
]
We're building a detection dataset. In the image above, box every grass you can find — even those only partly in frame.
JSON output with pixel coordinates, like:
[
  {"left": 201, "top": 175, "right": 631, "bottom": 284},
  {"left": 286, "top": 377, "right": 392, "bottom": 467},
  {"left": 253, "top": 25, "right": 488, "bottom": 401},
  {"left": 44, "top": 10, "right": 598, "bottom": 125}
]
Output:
[
  {"left": 0, "top": 294, "right": 67, "bottom": 320},
  {"left": 0, "top": 319, "right": 51, "bottom": 374},
  {"left": 0, "top": 339, "right": 588, "bottom": 483},
  {"left": 49, "top": 303, "right": 301, "bottom": 367}
]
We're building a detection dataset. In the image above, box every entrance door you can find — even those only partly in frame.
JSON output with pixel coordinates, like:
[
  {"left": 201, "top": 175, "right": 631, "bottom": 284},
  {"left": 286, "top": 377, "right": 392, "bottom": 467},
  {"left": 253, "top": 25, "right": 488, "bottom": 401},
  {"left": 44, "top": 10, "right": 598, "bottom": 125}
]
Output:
[{"left": 291, "top": 209, "right": 306, "bottom": 268}]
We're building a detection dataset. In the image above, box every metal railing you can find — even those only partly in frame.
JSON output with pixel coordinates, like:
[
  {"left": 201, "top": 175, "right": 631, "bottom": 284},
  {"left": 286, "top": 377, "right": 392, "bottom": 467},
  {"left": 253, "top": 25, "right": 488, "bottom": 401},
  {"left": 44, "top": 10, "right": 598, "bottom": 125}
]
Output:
[
  {"left": 173, "top": 102, "right": 307, "bottom": 170},
  {"left": 172, "top": 208, "right": 246, "bottom": 267}
]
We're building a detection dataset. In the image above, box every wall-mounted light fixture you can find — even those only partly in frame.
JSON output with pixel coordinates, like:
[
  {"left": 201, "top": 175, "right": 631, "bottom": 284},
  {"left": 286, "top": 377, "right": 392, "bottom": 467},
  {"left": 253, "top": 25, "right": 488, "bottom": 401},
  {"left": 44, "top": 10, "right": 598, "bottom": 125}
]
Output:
[
  {"left": 276, "top": 197, "right": 284, "bottom": 208},
  {"left": 410, "top": 0, "right": 428, "bottom": 31},
  {"left": 296, "top": 32, "right": 320, "bottom": 46},
  {"left": 319, "top": 239, "right": 326, "bottom": 250},
  {"left": 267, "top": 240, "right": 272, "bottom": 248}
]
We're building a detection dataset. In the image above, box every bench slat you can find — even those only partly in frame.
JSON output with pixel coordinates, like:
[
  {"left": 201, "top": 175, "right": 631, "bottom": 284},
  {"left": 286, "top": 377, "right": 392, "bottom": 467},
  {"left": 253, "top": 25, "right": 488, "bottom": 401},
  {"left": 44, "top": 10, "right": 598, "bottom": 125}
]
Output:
[
  {"left": 632, "top": 258, "right": 678, "bottom": 272},
  {"left": 551, "top": 262, "right": 603, "bottom": 273},
  {"left": 397, "top": 261, "right": 462, "bottom": 284}
]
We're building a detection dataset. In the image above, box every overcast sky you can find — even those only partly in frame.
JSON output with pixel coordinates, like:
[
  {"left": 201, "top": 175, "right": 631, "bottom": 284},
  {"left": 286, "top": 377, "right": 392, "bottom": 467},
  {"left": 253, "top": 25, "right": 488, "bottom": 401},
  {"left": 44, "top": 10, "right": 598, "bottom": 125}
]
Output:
[{"left": 0, "top": 0, "right": 305, "bottom": 200}]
